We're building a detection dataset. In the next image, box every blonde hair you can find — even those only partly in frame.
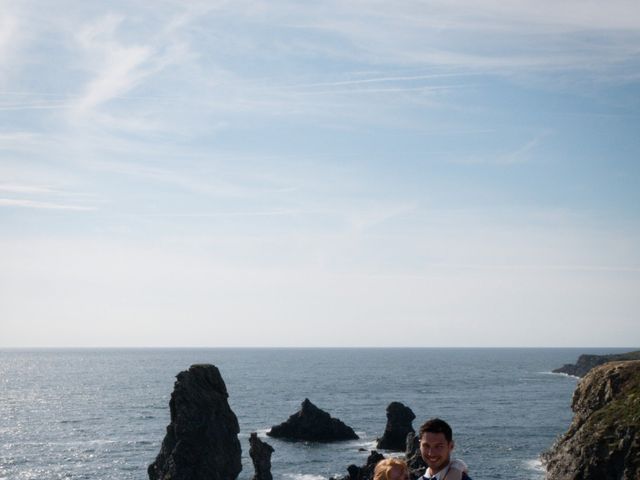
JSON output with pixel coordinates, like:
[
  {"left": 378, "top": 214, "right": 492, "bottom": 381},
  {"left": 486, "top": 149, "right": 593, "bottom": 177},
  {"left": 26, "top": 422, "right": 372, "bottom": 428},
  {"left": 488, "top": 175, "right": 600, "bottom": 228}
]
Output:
[{"left": 373, "top": 458, "right": 409, "bottom": 480}]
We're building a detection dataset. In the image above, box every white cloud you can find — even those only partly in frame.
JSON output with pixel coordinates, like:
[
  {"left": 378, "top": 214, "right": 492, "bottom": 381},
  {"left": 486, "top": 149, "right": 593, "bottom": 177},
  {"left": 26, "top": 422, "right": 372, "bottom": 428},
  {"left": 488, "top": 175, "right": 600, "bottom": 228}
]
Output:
[
  {"left": 290, "top": 1, "right": 640, "bottom": 77},
  {"left": 0, "top": 184, "right": 58, "bottom": 194},
  {"left": 72, "top": 15, "right": 153, "bottom": 112},
  {"left": 450, "top": 133, "right": 550, "bottom": 165},
  {"left": 0, "top": 5, "right": 20, "bottom": 86},
  {"left": 0, "top": 198, "right": 94, "bottom": 210}
]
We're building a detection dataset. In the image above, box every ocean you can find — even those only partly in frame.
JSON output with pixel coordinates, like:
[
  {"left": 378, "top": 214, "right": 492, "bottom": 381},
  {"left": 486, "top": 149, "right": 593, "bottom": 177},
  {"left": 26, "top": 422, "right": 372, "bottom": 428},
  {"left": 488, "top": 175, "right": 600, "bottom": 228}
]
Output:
[{"left": 0, "top": 348, "right": 628, "bottom": 480}]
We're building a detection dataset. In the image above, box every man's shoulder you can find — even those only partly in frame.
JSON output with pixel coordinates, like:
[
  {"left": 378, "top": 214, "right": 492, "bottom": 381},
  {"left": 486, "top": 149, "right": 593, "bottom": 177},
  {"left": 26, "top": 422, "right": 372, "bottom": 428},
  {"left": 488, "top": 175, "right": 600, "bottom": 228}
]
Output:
[{"left": 462, "top": 473, "right": 472, "bottom": 480}]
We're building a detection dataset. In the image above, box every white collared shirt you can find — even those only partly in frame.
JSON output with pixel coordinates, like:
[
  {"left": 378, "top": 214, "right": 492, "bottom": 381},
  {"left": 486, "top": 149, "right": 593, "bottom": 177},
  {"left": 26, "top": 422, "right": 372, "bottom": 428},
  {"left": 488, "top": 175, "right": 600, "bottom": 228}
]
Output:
[
  {"left": 423, "top": 458, "right": 467, "bottom": 480},
  {"left": 422, "top": 464, "right": 451, "bottom": 480}
]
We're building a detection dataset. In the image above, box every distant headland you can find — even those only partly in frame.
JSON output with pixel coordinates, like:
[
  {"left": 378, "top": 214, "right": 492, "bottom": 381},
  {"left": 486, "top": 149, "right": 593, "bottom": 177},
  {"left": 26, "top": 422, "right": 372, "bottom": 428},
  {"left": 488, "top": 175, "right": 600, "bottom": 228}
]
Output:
[{"left": 552, "top": 350, "right": 640, "bottom": 377}]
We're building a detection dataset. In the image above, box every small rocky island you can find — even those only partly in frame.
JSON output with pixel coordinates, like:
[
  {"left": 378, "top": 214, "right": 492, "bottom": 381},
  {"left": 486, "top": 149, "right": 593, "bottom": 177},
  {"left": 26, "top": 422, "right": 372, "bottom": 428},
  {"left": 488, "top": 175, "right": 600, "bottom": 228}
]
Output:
[{"left": 267, "top": 398, "right": 359, "bottom": 442}]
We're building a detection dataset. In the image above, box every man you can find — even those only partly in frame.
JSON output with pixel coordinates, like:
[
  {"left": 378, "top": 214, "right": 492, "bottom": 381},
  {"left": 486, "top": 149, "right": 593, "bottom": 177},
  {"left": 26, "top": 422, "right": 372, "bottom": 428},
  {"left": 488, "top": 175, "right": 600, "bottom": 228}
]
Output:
[{"left": 419, "top": 418, "right": 471, "bottom": 480}]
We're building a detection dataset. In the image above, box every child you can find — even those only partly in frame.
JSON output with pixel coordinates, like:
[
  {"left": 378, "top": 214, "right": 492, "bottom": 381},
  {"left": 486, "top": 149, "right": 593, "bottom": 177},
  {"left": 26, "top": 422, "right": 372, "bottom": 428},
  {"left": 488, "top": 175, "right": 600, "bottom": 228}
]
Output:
[{"left": 374, "top": 458, "right": 409, "bottom": 480}]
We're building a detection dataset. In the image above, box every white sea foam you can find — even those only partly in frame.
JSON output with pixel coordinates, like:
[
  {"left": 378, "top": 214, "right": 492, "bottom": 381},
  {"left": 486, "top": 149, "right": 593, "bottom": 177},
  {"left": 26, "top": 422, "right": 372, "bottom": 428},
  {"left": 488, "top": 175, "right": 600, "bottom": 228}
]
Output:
[
  {"left": 353, "top": 436, "right": 377, "bottom": 450},
  {"left": 238, "top": 428, "right": 271, "bottom": 439},
  {"left": 540, "top": 371, "right": 580, "bottom": 379},
  {"left": 524, "top": 458, "right": 544, "bottom": 472},
  {"left": 283, "top": 474, "right": 327, "bottom": 480}
]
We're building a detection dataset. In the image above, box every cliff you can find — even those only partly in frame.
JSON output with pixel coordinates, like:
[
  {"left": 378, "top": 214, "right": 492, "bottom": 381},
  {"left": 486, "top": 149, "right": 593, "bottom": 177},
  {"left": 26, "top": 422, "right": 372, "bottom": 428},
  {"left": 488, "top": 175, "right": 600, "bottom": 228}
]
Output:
[
  {"left": 543, "top": 360, "right": 640, "bottom": 480},
  {"left": 553, "top": 351, "right": 640, "bottom": 378}
]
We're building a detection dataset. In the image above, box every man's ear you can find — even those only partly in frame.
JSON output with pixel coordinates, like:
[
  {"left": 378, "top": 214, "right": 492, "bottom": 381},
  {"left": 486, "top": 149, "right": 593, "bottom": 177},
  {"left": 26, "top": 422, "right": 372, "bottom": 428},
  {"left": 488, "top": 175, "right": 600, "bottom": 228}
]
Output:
[{"left": 449, "top": 440, "right": 455, "bottom": 451}]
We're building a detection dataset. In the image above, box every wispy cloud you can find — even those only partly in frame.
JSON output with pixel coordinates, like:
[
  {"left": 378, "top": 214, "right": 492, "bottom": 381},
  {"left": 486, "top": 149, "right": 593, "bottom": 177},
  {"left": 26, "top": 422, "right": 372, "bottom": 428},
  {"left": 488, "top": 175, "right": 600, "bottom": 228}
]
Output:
[
  {"left": 0, "top": 198, "right": 94, "bottom": 211},
  {"left": 298, "top": 1, "right": 640, "bottom": 78},
  {"left": 0, "top": 184, "right": 59, "bottom": 194},
  {"left": 72, "top": 15, "right": 153, "bottom": 113},
  {"left": 0, "top": 181, "right": 99, "bottom": 213},
  {"left": 290, "top": 72, "right": 482, "bottom": 88},
  {"left": 145, "top": 209, "right": 300, "bottom": 218},
  {"left": 450, "top": 133, "right": 550, "bottom": 165},
  {"left": 0, "top": 7, "right": 20, "bottom": 86}
]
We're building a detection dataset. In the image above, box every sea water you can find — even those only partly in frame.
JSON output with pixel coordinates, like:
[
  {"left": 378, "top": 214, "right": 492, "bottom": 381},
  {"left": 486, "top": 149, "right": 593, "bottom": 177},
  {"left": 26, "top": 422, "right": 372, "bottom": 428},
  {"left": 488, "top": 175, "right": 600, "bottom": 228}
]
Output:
[{"left": 0, "top": 348, "right": 628, "bottom": 480}]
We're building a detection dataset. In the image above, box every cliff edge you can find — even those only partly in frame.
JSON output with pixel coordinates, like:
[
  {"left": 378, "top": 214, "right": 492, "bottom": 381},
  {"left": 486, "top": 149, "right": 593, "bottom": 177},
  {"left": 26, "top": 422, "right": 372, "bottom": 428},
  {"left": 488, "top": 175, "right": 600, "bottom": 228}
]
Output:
[{"left": 543, "top": 360, "right": 640, "bottom": 480}]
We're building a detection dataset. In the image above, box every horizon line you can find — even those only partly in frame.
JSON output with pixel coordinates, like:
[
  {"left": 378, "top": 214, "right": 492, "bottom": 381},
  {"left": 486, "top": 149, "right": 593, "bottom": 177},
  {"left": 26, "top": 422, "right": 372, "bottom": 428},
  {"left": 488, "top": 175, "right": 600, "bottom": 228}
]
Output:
[{"left": 1, "top": 345, "right": 637, "bottom": 350}]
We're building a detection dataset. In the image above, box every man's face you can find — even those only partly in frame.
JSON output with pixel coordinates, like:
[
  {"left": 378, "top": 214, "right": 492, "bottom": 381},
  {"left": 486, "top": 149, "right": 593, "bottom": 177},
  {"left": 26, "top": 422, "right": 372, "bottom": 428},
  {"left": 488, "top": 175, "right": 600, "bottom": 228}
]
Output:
[{"left": 419, "top": 431, "right": 454, "bottom": 473}]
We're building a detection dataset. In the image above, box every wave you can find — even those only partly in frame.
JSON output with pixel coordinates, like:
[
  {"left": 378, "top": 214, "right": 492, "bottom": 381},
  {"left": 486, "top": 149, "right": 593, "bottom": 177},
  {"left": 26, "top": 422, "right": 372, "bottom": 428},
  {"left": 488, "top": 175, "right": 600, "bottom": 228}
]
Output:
[
  {"left": 524, "top": 458, "right": 544, "bottom": 472},
  {"left": 238, "top": 428, "right": 271, "bottom": 439},
  {"left": 283, "top": 474, "right": 327, "bottom": 480},
  {"left": 539, "top": 371, "right": 580, "bottom": 379}
]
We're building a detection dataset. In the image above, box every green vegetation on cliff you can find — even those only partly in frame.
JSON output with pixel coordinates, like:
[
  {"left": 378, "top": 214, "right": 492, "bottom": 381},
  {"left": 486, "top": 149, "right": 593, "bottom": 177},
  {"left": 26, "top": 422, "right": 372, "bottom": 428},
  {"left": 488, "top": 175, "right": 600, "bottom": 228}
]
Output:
[{"left": 544, "top": 360, "right": 640, "bottom": 480}]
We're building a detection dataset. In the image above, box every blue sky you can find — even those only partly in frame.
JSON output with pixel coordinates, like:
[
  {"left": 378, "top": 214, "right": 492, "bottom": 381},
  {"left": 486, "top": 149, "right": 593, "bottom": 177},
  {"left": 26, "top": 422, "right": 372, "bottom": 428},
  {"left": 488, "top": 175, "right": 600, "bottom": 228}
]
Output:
[{"left": 1, "top": 0, "right": 639, "bottom": 347}]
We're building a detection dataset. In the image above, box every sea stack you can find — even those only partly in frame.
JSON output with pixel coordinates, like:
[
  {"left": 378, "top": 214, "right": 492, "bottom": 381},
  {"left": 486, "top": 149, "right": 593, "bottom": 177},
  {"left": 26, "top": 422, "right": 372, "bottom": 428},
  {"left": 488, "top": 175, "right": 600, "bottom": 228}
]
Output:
[
  {"left": 249, "top": 433, "right": 274, "bottom": 480},
  {"left": 267, "top": 398, "right": 359, "bottom": 442},
  {"left": 376, "top": 401, "right": 416, "bottom": 451},
  {"left": 148, "top": 364, "right": 242, "bottom": 480},
  {"left": 543, "top": 360, "right": 640, "bottom": 479}
]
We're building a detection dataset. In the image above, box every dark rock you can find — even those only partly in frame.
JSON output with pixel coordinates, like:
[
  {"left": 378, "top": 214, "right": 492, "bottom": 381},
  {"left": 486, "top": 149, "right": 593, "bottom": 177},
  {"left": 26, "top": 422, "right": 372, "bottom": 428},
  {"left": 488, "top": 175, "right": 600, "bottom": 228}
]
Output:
[
  {"left": 267, "top": 398, "right": 359, "bottom": 442},
  {"left": 543, "top": 360, "right": 640, "bottom": 480},
  {"left": 405, "top": 431, "right": 426, "bottom": 477},
  {"left": 148, "top": 364, "right": 242, "bottom": 480},
  {"left": 334, "top": 451, "right": 385, "bottom": 480},
  {"left": 249, "top": 432, "right": 274, "bottom": 480},
  {"left": 553, "top": 350, "right": 640, "bottom": 378},
  {"left": 376, "top": 402, "right": 416, "bottom": 451}
]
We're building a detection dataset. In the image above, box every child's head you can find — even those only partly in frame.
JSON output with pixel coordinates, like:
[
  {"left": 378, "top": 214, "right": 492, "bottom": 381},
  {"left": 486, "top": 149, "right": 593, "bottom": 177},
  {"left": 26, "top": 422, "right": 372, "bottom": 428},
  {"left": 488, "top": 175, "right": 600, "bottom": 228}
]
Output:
[{"left": 373, "top": 458, "right": 409, "bottom": 480}]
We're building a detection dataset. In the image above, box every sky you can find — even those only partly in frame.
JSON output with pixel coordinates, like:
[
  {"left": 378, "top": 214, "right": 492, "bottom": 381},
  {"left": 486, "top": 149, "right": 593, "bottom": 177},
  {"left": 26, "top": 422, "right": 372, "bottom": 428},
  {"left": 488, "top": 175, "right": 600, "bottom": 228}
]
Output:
[{"left": 1, "top": 0, "right": 639, "bottom": 347}]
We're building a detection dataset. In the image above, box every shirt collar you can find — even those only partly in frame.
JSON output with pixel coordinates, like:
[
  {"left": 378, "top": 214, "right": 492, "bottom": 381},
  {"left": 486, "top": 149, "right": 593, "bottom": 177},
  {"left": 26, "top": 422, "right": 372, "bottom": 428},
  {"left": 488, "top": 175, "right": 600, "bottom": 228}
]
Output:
[{"left": 424, "top": 464, "right": 451, "bottom": 480}]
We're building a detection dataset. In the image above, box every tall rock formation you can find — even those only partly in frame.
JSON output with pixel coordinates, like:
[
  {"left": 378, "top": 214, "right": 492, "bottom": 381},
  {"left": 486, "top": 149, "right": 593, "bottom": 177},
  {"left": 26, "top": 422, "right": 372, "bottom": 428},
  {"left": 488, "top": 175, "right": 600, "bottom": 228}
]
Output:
[
  {"left": 267, "top": 398, "right": 359, "bottom": 442},
  {"left": 376, "top": 401, "right": 416, "bottom": 451},
  {"left": 249, "top": 432, "right": 274, "bottom": 480},
  {"left": 543, "top": 360, "right": 640, "bottom": 480},
  {"left": 148, "top": 364, "right": 242, "bottom": 480}
]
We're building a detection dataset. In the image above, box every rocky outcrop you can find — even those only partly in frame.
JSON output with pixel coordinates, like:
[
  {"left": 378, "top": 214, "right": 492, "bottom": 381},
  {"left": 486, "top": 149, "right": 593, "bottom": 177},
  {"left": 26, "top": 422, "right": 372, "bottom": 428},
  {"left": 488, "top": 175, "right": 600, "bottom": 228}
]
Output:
[
  {"left": 376, "top": 402, "right": 416, "bottom": 451},
  {"left": 148, "top": 364, "right": 242, "bottom": 480},
  {"left": 405, "top": 431, "right": 426, "bottom": 477},
  {"left": 331, "top": 451, "right": 385, "bottom": 480},
  {"left": 267, "top": 398, "right": 359, "bottom": 442},
  {"left": 553, "top": 350, "right": 640, "bottom": 378},
  {"left": 543, "top": 360, "right": 640, "bottom": 480},
  {"left": 249, "top": 433, "right": 274, "bottom": 480}
]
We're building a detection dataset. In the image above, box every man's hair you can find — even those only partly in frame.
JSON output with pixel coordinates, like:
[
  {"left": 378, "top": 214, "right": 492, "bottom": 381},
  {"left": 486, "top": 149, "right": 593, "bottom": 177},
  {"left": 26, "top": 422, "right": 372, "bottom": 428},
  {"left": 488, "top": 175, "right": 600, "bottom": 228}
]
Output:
[{"left": 418, "top": 418, "right": 453, "bottom": 443}]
